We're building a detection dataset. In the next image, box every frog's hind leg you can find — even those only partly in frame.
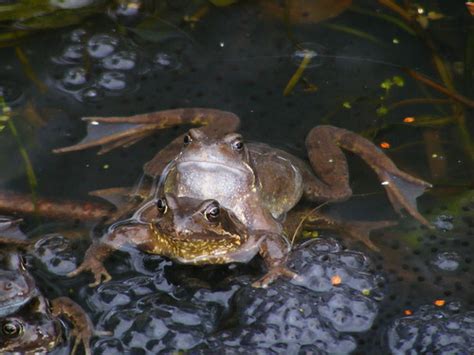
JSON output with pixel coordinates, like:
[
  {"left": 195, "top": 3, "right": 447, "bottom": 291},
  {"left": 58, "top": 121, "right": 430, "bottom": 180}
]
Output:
[
  {"left": 50, "top": 297, "right": 110, "bottom": 355},
  {"left": 53, "top": 108, "right": 240, "bottom": 175},
  {"left": 304, "top": 126, "right": 432, "bottom": 227},
  {"left": 301, "top": 212, "right": 398, "bottom": 251}
]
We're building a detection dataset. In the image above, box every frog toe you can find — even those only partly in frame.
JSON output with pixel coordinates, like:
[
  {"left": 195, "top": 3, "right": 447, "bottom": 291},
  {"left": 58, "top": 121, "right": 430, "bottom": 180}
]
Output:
[
  {"left": 342, "top": 219, "right": 399, "bottom": 251},
  {"left": 381, "top": 170, "right": 432, "bottom": 227},
  {"left": 89, "top": 269, "right": 112, "bottom": 287},
  {"left": 252, "top": 266, "right": 298, "bottom": 288},
  {"left": 70, "top": 331, "right": 92, "bottom": 355}
]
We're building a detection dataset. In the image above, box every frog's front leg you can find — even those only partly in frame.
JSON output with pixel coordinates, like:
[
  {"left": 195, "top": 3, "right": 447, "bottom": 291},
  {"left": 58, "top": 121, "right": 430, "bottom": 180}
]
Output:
[
  {"left": 68, "top": 224, "right": 152, "bottom": 287},
  {"left": 53, "top": 108, "right": 241, "bottom": 176},
  {"left": 50, "top": 297, "right": 109, "bottom": 355},
  {"left": 304, "top": 126, "right": 432, "bottom": 226},
  {"left": 252, "top": 233, "right": 299, "bottom": 288}
]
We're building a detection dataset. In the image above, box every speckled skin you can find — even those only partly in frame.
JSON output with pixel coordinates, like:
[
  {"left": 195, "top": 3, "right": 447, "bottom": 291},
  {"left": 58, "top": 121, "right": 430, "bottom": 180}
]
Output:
[
  {"left": 68, "top": 194, "right": 294, "bottom": 288},
  {"left": 0, "top": 254, "right": 37, "bottom": 317},
  {"left": 0, "top": 254, "right": 97, "bottom": 355},
  {"left": 55, "top": 108, "right": 432, "bottom": 231}
]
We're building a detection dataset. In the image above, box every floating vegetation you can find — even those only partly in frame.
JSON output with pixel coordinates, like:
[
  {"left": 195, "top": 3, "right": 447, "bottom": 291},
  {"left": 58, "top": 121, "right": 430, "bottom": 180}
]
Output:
[{"left": 0, "top": 94, "right": 38, "bottom": 208}]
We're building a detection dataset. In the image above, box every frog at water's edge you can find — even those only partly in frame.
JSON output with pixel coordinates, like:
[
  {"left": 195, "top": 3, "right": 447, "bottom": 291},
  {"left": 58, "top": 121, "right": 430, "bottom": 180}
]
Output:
[
  {"left": 0, "top": 253, "right": 105, "bottom": 354},
  {"left": 67, "top": 193, "right": 395, "bottom": 287},
  {"left": 55, "top": 108, "right": 431, "bottom": 247}
]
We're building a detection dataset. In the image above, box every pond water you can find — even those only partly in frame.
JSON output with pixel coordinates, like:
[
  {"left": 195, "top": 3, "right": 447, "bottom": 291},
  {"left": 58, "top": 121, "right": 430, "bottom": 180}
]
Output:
[{"left": 0, "top": 0, "right": 473, "bottom": 354}]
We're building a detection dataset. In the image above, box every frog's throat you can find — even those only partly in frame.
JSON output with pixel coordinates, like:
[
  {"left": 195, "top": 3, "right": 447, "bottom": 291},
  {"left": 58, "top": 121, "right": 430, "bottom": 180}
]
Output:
[
  {"left": 176, "top": 160, "right": 253, "bottom": 177},
  {"left": 149, "top": 224, "right": 244, "bottom": 265}
]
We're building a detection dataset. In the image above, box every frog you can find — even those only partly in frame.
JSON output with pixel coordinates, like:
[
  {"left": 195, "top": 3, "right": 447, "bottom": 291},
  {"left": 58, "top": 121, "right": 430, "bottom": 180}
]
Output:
[
  {"left": 0, "top": 252, "right": 103, "bottom": 355},
  {"left": 67, "top": 193, "right": 395, "bottom": 288},
  {"left": 54, "top": 108, "right": 431, "bottom": 245},
  {"left": 0, "top": 253, "right": 37, "bottom": 317}
]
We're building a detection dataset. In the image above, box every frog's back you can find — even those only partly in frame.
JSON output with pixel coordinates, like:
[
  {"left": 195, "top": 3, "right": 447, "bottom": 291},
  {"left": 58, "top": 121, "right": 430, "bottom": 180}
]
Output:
[{"left": 249, "top": 143, "right": 304, "bottom": 219}]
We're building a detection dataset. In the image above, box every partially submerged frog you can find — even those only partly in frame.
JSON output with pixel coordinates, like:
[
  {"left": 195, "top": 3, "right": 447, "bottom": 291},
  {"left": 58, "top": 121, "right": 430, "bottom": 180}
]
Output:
[
  {"left": 0, "top": 253, "right": 36, "bottom": 317},
  {"left": 69, "top": 193, "right": 294, "bottom": 287},
  {"left": 55, "top": 108, "right": 431, "bottom": 249},
  {"left": 68, "top": 193, "right": 394, "bottom": 287},
  {"left": 0, "top": 253, "right": 101, "bottom": 355}
]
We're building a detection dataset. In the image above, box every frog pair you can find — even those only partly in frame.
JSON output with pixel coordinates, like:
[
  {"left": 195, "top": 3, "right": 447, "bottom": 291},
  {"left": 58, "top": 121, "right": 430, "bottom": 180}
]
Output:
[{"left": 55, "top": 108, "right": 431, "bottom": 287}]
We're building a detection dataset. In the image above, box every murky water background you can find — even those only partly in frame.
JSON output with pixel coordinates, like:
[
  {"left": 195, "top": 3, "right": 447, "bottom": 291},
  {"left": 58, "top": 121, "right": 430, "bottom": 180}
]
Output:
[{"left": 0, "top": 0, "right": 473, "bottom": 353}]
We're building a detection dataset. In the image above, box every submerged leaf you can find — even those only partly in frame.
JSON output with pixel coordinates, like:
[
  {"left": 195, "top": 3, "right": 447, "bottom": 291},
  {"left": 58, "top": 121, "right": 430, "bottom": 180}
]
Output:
[
  {"left": 209, "top": 0, "right": 238, "bottom": 6},
  {"left": 404, "top": 116, "right": 454, "bottom": 128},
  {"left": 260, "top": 0, "right": 352, "bottom": 24}
]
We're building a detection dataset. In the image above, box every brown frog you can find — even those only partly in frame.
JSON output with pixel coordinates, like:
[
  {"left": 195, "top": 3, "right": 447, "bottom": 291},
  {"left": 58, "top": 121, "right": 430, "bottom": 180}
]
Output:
[
  {"left": 0, "top": 253, "right": 102, "bottom": 355},
  {"left": 54, "top": 108, "right": 431, "bottom": 248},
  {"left": 67, "top": 193, "right": 394, "bottom": 288}
]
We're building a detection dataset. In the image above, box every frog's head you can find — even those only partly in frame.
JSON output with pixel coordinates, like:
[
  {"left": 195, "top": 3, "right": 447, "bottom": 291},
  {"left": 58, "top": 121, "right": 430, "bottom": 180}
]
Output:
[
  {"left": 0, "top": 255, "right": 36, "bottom": 317},
  {"left": 0, "top": 299, "right": 62, "bottom": 353},
  {"left": 174, "top": 128, "right": 256, "bottom": 183},
  {"left": 148, "top": 193, "right": 255, "bottom": 264}
]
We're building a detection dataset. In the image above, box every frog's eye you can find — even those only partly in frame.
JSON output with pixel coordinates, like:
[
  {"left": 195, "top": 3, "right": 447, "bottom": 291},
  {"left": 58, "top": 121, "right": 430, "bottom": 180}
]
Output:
[
  {"left": 204, "top": 202, "right": 221, "bottom": 222},
  {"left": 1, "top": 320, "right": 23, "bottom": 338},
  {"left": 156, "top": 198, "right": 168, "bottom": 214},
  {"left": 231, "top": 138, "right": 244, "bottom": 151},
  {"left": 183, "top": 134, "right": 192, "bottom": 146}
]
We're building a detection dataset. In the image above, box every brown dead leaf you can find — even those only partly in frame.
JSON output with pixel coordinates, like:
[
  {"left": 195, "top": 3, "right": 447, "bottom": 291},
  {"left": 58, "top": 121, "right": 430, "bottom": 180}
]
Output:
[{"left": 260, "top": 0, "right": 352, "bottom": 24}]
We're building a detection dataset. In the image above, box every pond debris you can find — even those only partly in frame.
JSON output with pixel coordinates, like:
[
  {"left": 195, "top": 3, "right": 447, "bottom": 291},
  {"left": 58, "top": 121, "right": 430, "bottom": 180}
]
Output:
[
  {"left": 0, "top": 94, "right": 38, "bottom": 213},
  {"left": 260, "top": 0, "right": 352, "bottom": 24},
  {"left": 404, "top": 68, "right": 474, "bottom": 109},
  {"left": 467, "top": 2, "right": 474, "bottom": 16},
  {"left": 434, "top": 299, "right": 445, "bottom": 307},
  {"left": 15, "top": 46, "right": 47, "bottom": 93},
  {"left": 331, "top": 275, "right": 342, "bottom": 286},
  {"left": 283, "top": 49, "right": 314, "bottom": 96},
  {"left": 183, "top": 4, "right": 210, "bottom": 28}
]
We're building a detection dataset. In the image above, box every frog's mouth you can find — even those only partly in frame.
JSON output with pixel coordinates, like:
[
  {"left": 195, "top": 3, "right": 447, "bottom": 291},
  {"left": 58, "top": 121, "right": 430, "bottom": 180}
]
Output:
[
  {"left": 176, "top": 160, "right": 253, "bottom": 176},
  {"left": 150, "top": 225, "right": 246, "bottom": 264}
]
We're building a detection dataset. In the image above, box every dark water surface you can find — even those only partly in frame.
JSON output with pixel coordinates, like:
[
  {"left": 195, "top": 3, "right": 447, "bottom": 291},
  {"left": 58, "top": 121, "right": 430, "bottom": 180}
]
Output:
[{"left": 0, "top": 0, "right": 473, "bottom": 353}]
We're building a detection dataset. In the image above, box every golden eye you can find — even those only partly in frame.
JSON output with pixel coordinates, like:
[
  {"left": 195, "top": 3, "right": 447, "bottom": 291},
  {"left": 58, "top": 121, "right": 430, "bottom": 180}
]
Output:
[{"left": 156, "top": 198, "right": 168, "bottom": 214}]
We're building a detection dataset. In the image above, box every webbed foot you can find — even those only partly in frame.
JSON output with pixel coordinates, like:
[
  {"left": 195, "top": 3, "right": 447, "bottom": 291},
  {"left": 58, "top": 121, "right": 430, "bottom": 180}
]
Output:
[
  {"left": 305, "top": 126, "right": 432, "bottom": 227},
  {"left": 378, "top": 169, "right": 432, "bottom": 227},
  {"left": 341, "top": 220, "right": 398, "bottom": 252},
  {"left": 68, "top": 258, "right": 112, "bottom": 287}
]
